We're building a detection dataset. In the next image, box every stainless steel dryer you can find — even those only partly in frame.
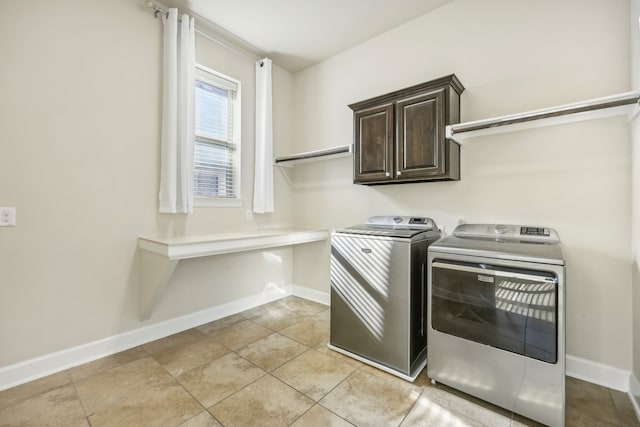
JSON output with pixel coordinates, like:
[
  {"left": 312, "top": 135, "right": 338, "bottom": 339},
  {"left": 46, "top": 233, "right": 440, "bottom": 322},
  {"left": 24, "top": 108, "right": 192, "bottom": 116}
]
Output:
[
  {"left": 428, "top": 224, "right": 566, "bottom": 427},
  {"left": 329, "top": 216, "right": 441, "bottom": 381}
]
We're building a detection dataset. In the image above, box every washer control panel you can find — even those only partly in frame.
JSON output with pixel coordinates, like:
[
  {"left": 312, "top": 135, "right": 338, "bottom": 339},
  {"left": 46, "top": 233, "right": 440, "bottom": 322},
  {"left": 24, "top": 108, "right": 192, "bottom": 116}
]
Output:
[
  {"left": 453, "top": 223, "right": 559, "bottom": 243},
  {"left": 366, "top": 215, "right": 434, "bottom": 230},
  {"left": 520, "top": 226, "right": 551, "bottom": 237}
]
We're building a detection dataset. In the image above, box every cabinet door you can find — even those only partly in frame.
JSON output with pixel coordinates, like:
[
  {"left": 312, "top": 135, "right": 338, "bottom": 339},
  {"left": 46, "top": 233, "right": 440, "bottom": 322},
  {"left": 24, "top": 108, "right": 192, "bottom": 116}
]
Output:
[
  {"left": 396, "top": 88, "right": 446, "bottom": 180},
  {"left": 354, "top": 104, "right": 394, "bottom": 183}
]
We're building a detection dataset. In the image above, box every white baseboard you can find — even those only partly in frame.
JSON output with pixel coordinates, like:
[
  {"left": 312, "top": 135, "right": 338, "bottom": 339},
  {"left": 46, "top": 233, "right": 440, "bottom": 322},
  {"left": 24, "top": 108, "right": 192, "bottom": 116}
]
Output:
[
  {"left": 630, "top": 373, "right": 640, "bottom": 421},
  {"left": 292, "top": 285, "right": 330, "bottom": 305},
  {"left": 566, "top": 354, "right": 630, "bottom": 392},
  {"left": 0, "top": 285, "right": 292, "bottom": 392},
  {"left": 0, "top": 284, "right": 633, "bottom": 400}
]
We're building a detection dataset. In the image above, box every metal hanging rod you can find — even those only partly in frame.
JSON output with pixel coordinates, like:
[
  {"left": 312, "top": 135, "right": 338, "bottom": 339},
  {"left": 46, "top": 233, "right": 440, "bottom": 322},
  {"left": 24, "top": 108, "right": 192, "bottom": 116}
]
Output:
[
  {"left": 144, "top": 1, "right": 263, "bottom": 63},
  {"left": 446, "top": 91, "right": 640, "bottom": 143},
  {"left": 274, "top": 144, "right": 353, "bottom": 167}
]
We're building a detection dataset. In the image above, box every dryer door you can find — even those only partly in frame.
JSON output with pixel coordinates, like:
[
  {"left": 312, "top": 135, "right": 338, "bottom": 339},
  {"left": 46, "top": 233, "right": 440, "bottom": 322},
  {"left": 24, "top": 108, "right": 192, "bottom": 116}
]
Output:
[{"left": 431, "top": 259, "right": 558, "bottom": 363}]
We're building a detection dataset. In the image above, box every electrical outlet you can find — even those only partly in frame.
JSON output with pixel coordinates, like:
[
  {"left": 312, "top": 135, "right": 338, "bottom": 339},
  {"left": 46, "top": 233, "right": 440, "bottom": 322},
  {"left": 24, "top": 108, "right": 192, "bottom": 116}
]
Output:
[
  {"left": 245, "top": 210, "right": 253, "bottom": 221},
  {"left": 0, "top": 207, "right": 16, "bottom": 227}
]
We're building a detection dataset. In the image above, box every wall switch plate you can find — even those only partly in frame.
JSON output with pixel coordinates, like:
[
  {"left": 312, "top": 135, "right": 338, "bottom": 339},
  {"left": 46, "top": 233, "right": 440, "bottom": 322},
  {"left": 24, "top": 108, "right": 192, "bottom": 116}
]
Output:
[{"left": 0, "top": 207, "right": 16, "bottom": 226}]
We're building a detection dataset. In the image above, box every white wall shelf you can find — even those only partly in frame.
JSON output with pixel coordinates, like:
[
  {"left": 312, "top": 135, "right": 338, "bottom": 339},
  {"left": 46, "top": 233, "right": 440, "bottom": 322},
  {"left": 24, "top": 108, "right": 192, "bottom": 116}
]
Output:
[
  {"left": 137, "top": 228, "right": 329, "bottom": 320},
  {"left": 446, "top": 91, "right": 640, "bottom": 144},
  {"left": 274, "top": 144, "right": 353, "bottom": 167}
]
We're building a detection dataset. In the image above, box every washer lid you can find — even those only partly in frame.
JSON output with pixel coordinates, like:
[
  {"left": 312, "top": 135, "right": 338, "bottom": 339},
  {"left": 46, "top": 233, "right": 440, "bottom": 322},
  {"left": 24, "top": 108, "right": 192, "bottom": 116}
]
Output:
[
  {"left": 431, "top": 224, "right": 564, "bottom": 265},
  {"left": 334, "top": 224, "right": 436, "bottom": 239}
]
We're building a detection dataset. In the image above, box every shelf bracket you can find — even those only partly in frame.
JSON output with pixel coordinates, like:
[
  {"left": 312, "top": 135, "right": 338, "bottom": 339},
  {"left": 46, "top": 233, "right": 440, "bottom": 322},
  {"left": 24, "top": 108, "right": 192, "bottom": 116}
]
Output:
[
  {"left": 628, "top": 103, "right": 640, "bottom": 122},
  {"left": 139, "top": 251, "right": 178, "bottom": 320}
]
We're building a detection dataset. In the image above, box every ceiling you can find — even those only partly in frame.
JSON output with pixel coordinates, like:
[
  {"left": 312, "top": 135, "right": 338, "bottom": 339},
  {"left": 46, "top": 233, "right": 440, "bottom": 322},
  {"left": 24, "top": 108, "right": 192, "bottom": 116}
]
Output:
[{"left": 160, "top": 0, "right": 453, "bottom": 72}]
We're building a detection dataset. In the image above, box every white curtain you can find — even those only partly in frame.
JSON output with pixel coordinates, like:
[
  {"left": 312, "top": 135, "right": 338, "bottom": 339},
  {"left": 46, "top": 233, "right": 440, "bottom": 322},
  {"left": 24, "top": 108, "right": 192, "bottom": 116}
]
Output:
[
  {"left": 158, "top": 9, "right": 195, "bottom": 213},
  {"left": 253, "top": 58, "right": 274, "bottom": 214}
]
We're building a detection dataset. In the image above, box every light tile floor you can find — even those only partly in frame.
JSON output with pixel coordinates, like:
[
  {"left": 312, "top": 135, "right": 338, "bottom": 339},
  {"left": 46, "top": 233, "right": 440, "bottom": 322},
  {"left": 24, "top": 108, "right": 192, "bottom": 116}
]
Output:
[{"left": 0, "top": 296, "right": 638, "bottom": 427}]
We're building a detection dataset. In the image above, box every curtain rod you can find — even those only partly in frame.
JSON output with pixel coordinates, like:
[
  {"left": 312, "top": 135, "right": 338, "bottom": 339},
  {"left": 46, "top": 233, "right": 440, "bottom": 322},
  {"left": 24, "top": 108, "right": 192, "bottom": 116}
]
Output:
[
  {"left": 145, "top": 0, "right": 168, "bottom": 18},
  {"left": 145, "top": 1, "right": 264, "bottom": 64}
]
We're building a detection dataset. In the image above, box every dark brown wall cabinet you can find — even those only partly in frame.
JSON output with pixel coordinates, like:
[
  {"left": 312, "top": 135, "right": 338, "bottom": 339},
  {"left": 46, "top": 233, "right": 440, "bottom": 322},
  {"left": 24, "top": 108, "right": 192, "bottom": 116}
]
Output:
[{"left": 349, "top": 74, "right": 464, "bottom": 185}]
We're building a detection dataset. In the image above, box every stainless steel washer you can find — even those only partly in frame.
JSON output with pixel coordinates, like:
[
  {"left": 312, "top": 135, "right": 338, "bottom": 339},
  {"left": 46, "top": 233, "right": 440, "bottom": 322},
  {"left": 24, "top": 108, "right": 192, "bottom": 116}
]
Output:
[
  {"left": 428, "top": 223, "right": 566, "bottom": 426},
  {"left": 329, "top": 216, "right": 441, "bottom": 381}
]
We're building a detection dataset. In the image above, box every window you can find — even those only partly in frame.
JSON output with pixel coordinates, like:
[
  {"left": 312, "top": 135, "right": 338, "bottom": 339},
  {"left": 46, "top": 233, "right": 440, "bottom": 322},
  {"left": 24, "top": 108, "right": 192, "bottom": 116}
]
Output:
[{"left": 194, "top": 65, "right": 241, "bottom": 205}]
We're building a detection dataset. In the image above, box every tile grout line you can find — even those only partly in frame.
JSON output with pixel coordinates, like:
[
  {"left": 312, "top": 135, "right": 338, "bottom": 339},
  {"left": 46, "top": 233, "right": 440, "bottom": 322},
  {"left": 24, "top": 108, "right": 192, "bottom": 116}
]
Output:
[
  {"left": 196, "top": 308, "right": 313, "bottom": 424},
  {"left": 252, "top": 373, "right": 332, "bottom": 426},
  {"left": 66, "top": 370, "right": 93, "bottom": 426},
  {"left": 287, "top": 404, "right": 315, "bottom": 426},
  {"left": 145, "top": 311, "right": 285, "bottom": 426},
  {"left": 264, "top": 343, "right": 313, "bottom": 373},
  {"left": 171, "top": 340, "right": 268, "bottom": 416},
  {"left": 152, "top": 354, "right": 210, "bottom": 417},
  {"left": 157, "top": 299, "right": 325, "bottom": 422},
  {"left": 210, "top": 300, "right": 334, "bottom": 425},
  {"left": 313, "top": 365, "right": 365, "bottom": 426},
  {"left": 6, "top": 295, "right": 637, "bottom": 427},
  {"left": 208, "top": 300, "right": 334, "bottom": 425},
  {"left": 607, "top": 387, "right": 625, "bottom": 426},
  {"left": 396, "top": 385, "right": 420, "bottom": 427}
]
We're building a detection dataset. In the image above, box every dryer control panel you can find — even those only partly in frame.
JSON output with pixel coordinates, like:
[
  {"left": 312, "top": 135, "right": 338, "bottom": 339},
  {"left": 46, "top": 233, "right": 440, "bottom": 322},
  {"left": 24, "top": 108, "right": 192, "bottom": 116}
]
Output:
[{"left": 453, "top": 223, "right": 559, "bottom": 243}]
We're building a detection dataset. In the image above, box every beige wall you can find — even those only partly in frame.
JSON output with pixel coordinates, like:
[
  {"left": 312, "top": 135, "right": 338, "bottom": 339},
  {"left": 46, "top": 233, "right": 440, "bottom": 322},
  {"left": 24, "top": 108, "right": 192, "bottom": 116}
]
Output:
[
  {"left": 0, "top": 0, "right": 294, "bottom": 367},
  {"left": 631, "top": 0, "right": 640, "bottom": 398},
  {"left": 0, "top": 0, "right": 636, "bottom": 381},
  {"left": 291, "top": 0, "right": 633, "bottom": 370}
]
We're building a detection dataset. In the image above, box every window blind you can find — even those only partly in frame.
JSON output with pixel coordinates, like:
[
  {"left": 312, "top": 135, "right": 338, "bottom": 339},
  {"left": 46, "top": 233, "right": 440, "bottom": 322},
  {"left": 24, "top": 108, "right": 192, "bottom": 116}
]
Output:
[{"left": 194, "top": 69, "right": 238, "bottom": 199}]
